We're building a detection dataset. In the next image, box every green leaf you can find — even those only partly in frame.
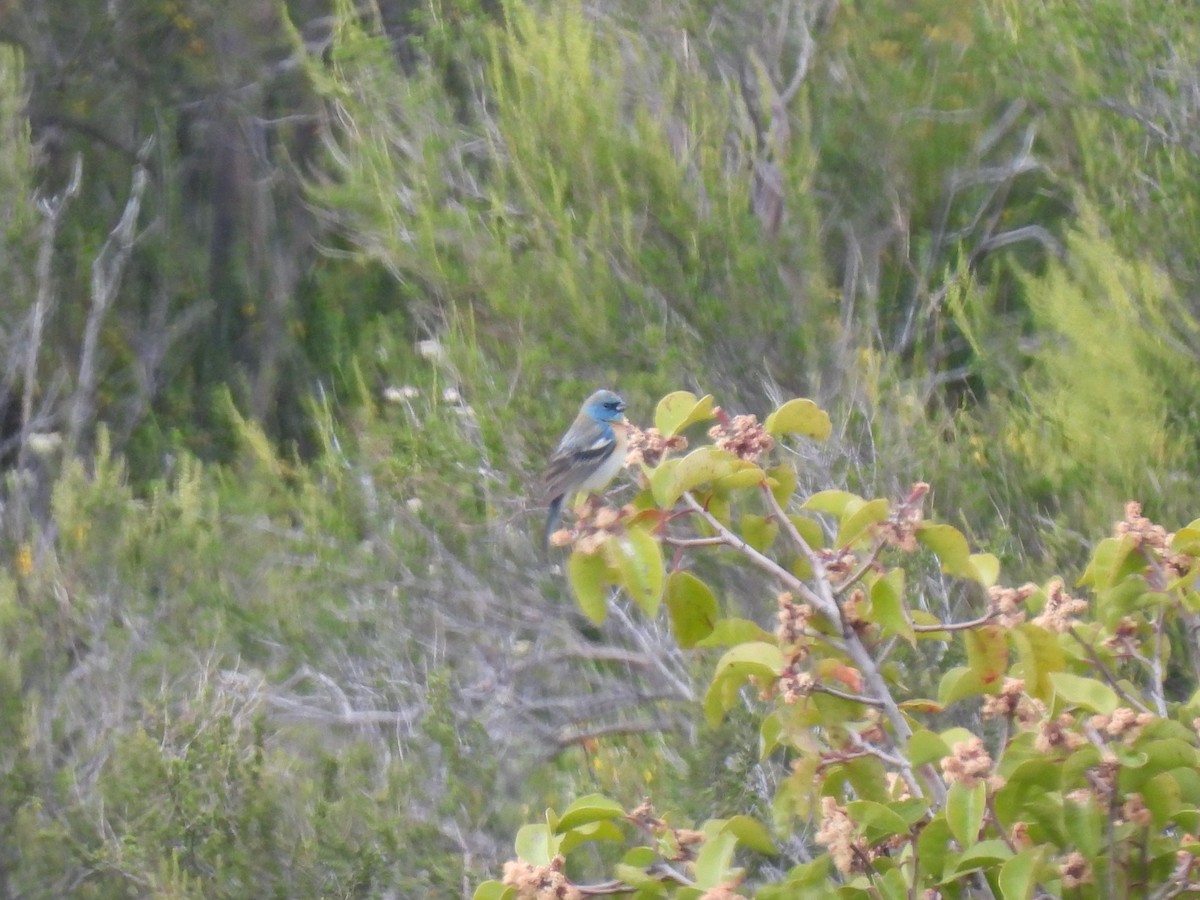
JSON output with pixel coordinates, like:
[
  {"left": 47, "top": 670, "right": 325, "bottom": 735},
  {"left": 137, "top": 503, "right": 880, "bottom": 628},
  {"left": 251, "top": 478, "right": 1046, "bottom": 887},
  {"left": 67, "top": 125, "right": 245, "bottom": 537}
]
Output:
[
  {"left": 802, "top": 490, "right": 863, "bottom": 517},
  {"left": 740, "top": 513, "right": 779, "bottom": 552},
  {"left": 605, "top": 527, "right": 663, "bottom": 617},
  {"left": 1141, "top": 771, "right": 1183, "bottom": 829},
  {"left": 1063, "top": 799, "right": 1102, "bottom": 857},
  {"left": 916, "top": 523, "right": 974, "bottom": 580},
  {"left": 1010, "top": 623, "right": 1064, "bottom": 702},
  {"left": 1078, "top": 534, "right": 1140, "bottom": 589},
  {"left": 767, "top": 463, "right": 797, "bottom": 505},
  {"left": 568, "top": 550, "right": 610, "bottom": 624},
  {"left": 515, "top": 823, "right": 557, "bottom": 865},
  {"left": 969, "top": 553, "right": 1001, "bottom": 588},
  {"left": 720, "top": 815, "right": 777, "bottom": 855},
  {"left": 613, "top": 862, "right": 663, "bottom": 890},
  {"left": 695, "top": 617, "right": 775, "bottom": 648},
  {"left": 555, "top": 794, "right": 626, "bottom": 833},
  {"left": 998, "top": 847, "right": 1043, "bottom": 900},
  {"left": 757, "top": 857, "right": 831, "bottom": 898},
  {"left": 559, "top": 820, "right": 625, "bottom": 854},
  {"left": 917, "top": 817, "right": 953, "bottom": 882},
  {"left": 764, "top": 398, "right": 832, "bottom": 441},
  {"left": 908, "top": 729, "right": 951, "bottom": 768},
  {"left": 1048, "top": 672, "right": 1119, "bottom": 714},
  {"left": 666, "top": 571, "right": 719, "bottom": 648},
  {"left": 994, "top": 759, "right": 1061, "bottom": 827},
  {"left": 713, "top": 642, "right": 784, "bottom": 680},
  {"left": 1172, "top": 521, "right": 1200, "bottom": 556},
  {"left": 846, "top": 801, "right": 909, "bottom": 839},
  {"left": 945, "top": 780, "right": 986, "bottom": 846},
  {"left": 836, "top": 498, "right": 889, "bottom": 548},
  {"left": 694, "top": 830, "right": 738, "bottom": 890},
  {"left": 705, "top": 643, "right": 784, "bottom": 725},
  {"left": 964, "top": 624, "right": 1007, "bottom": 691},
  {"left": 650, "top": 446, "right": 756, "bottom": 507},
  {"left": 938, "top": 666, "right": 989, "bottom": 707},
  {"left": 655, "top": 391, "right": 716, "bottom": 438},
  {"left": 869, "top": 568, "right": 914, "bottom": 644},
  {"left": 472, "top": 882, "right": 516, "bottom": 900},
  {"left": 948, "top": 839, "right": 1013, "bottom": 874},
  {"left": 788, "top": 514, "right": 826, "bottom": 551}
]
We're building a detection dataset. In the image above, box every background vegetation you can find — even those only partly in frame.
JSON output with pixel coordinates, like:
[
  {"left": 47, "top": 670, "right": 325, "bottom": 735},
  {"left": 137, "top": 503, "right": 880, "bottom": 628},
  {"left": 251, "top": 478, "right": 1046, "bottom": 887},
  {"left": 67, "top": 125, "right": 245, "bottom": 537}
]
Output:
[{"left": 0, "top": 0, "right": 1198, "bottom": 895}]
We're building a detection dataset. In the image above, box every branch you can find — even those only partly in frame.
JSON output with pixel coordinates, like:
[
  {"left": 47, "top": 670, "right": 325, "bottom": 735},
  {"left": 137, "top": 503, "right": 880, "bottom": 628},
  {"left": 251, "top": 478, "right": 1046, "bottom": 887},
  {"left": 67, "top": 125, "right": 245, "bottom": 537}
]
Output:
[
  {"left": 19, "top": 155, "right": 81, "bottom": 477},
  {"left": 65, "top": 139, "right": 153, "bottom": 457}
]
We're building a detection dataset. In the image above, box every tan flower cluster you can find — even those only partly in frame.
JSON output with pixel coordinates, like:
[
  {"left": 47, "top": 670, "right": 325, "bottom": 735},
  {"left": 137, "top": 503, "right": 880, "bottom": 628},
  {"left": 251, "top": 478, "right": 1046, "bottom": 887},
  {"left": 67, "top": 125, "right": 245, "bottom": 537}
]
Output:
[
  {"left": 777, "top": 666, "right": 816, "bottom": 705},
  {"left": 819, "top": 549, "right": 860, "bottom": 584},
  {"left": 1116, "top": 500, "right": 1172, "bottom": 552},
  {"left": 708, "top": 413, "right": 775, "bottom": 463},
  {"left": 986, "top": 583, "right": 1037, "bottom": 629},
  {"left": 776, "top": 592, "right": 813, "bottom": 648},
  {"left": 627, "top": 799, "right": 665, "bottom": 833},
  {"left": 981, "top": 677, "right": 1026, "bottom": 721},
  {"left": 1177, "top": 834, "right": 1200, "bottom": 872},
  {"left": 815, "top": 796, "right": 867, "bottom": 875},
  {"left": 877, "top": 482, "right": 930, "bottom": 553},
  {"left": 1102, "top": 616, "right": 1141, "bottom": 657},
  {"left": 698, "top": 878, "right": 748, "bottom": 900},
  {"left": 1122, "top": 793, "right": 1153, "bottom": 827},
  {"left": 501, "top": 856, "right": 583, "bottom": 900},
  {"left": 1010, "top": 822, "right": 1032, "bottom": 850},
  {"left": 550, "top": 501, "right": 636, "bottom": 555},
  {"left": 626, "top": 800, "right": 705, "bottom": 864},
  {"left": 624, "top": 424, "right": 687, "bottom": 469},
  {"left": 1031, "top": 578, "right": 1088, "bottom": 634},
  {"left": 1091, "top": 707, "right": 1153, "bottom": 743},
  {"left": 940, "top": 736, "right": 994, "bottom": 789},
  {"left": 1060, "top": 851, "right": 1093, "bottom": 889},
  {"left": 1115, "top": 501, "right": 1193, "bottom": 583},
  {"left": 1035, "top": 713, "right": 1087, "bottom": 755}
]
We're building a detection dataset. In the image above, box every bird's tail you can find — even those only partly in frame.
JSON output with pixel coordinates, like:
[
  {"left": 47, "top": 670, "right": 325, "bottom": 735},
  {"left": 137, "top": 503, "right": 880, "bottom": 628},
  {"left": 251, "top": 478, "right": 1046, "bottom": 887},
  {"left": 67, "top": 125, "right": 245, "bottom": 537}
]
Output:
[{"left": 543, "top": 495, "right": 564, "bottom": 551}]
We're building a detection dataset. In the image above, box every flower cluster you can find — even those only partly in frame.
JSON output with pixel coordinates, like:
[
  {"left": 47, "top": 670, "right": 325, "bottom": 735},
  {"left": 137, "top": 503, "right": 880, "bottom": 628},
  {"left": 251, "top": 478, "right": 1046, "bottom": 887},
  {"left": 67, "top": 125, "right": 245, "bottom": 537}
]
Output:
[
  {"left": 1091, "top": 707, "right": 1153, "bottom": 743},
  {"left": 1122, "top": 793, "right": 1153, "bottom": 827},
  {"left": 501, "top": 856, "right": 583, "bottom": 900},
  {"left": 1116, "top": 500, "right": 1193, "bottom": 584},
  {"left": 981, "top": 677, "right": 1028, "bottom": 721},
  {"left": 776, "top": 666, "right": 815, "bottom": 705},
  {"left": 1035, "top": 713, "right": 1087, "bottom": 755},
  {"left": 876, "top": 482, "right": 929, "bottom": 552},
  {"left": 775, "top": 592, "right": 812, "bottom": 648},
  {"left": 1060, "top": 851, "right": 1093, "bottom": 889},
  {"left": 1031, "top": 578, "right": 1088, "bottom": 634},
  {"left": 986, "top": 583, "right": 1038, "bottom": 629},
  {"left": 624, "top": 424, "right": 688, "bottom": 469},
  {"left": 698, "top": 880, "right": 748, "bottom": 900},
  {"left": 1116, "top": 500, "right": 1172, "bottom": 552},
  {"left": 1102, "top": 616, "right": 1141, "bottom": 656},
  {"left": 940, "top": 736, "right": 994, "bottom": 789},
  {"left": 549, "top": 500, "right": 635, "bottom": 555},
  {"left": 815, "top": 796, "right": 867, "bottom": 875},
  {"left": 708, "top": 412, "right": 775, "bottom": 463},
  {"left": 819, "top": 549, "right": 861, "bottom": 585}
]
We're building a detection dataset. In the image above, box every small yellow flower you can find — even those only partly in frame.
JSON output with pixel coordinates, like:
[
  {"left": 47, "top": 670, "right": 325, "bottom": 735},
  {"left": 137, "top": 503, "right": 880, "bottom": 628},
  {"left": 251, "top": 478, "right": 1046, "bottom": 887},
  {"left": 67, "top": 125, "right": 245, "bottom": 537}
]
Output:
[{"left": 15, "top": 543, "right": 33, "bottom": 576}]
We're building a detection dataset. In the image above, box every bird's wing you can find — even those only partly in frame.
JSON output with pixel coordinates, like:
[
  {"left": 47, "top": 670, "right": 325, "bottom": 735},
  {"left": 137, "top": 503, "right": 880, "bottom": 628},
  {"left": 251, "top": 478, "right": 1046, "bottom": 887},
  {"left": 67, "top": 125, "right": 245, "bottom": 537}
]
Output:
[{"left": 541, "top": 427, "right": 617, "bottom": 503}]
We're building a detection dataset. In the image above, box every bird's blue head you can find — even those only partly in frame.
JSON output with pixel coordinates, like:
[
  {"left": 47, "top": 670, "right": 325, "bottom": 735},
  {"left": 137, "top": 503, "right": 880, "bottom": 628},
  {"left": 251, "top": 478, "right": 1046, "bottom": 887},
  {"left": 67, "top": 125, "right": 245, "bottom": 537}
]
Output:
[{"left": 583, "top": 389, "right": 627, "bottom": 423}]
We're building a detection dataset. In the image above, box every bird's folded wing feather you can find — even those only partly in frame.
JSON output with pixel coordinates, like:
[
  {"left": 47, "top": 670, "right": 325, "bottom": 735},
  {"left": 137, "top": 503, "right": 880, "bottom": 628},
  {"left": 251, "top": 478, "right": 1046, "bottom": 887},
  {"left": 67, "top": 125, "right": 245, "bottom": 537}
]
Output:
[{"left": 541, "top": 432, "right": 617, "bottom": 502}]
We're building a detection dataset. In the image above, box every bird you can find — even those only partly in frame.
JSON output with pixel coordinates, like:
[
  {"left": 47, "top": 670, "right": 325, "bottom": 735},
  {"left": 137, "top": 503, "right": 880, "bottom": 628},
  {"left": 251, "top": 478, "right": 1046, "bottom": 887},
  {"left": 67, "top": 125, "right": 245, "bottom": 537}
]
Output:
[{"left": 540, "top": 389, "right": 629, "bottom": 548}]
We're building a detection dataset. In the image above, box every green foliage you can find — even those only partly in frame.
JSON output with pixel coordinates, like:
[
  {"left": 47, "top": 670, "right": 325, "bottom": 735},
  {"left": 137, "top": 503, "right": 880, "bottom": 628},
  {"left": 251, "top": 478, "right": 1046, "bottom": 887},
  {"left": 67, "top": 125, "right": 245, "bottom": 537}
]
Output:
[{"left": 489, "top": 394, "right": 1200, "bottom": 897}]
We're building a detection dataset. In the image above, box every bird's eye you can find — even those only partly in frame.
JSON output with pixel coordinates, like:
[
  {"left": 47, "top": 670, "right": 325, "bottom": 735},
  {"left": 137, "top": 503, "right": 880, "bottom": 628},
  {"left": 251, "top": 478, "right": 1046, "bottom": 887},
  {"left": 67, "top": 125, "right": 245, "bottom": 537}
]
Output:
[{"left": 606, "top": 401, "right": 621, "bottom": 411}]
